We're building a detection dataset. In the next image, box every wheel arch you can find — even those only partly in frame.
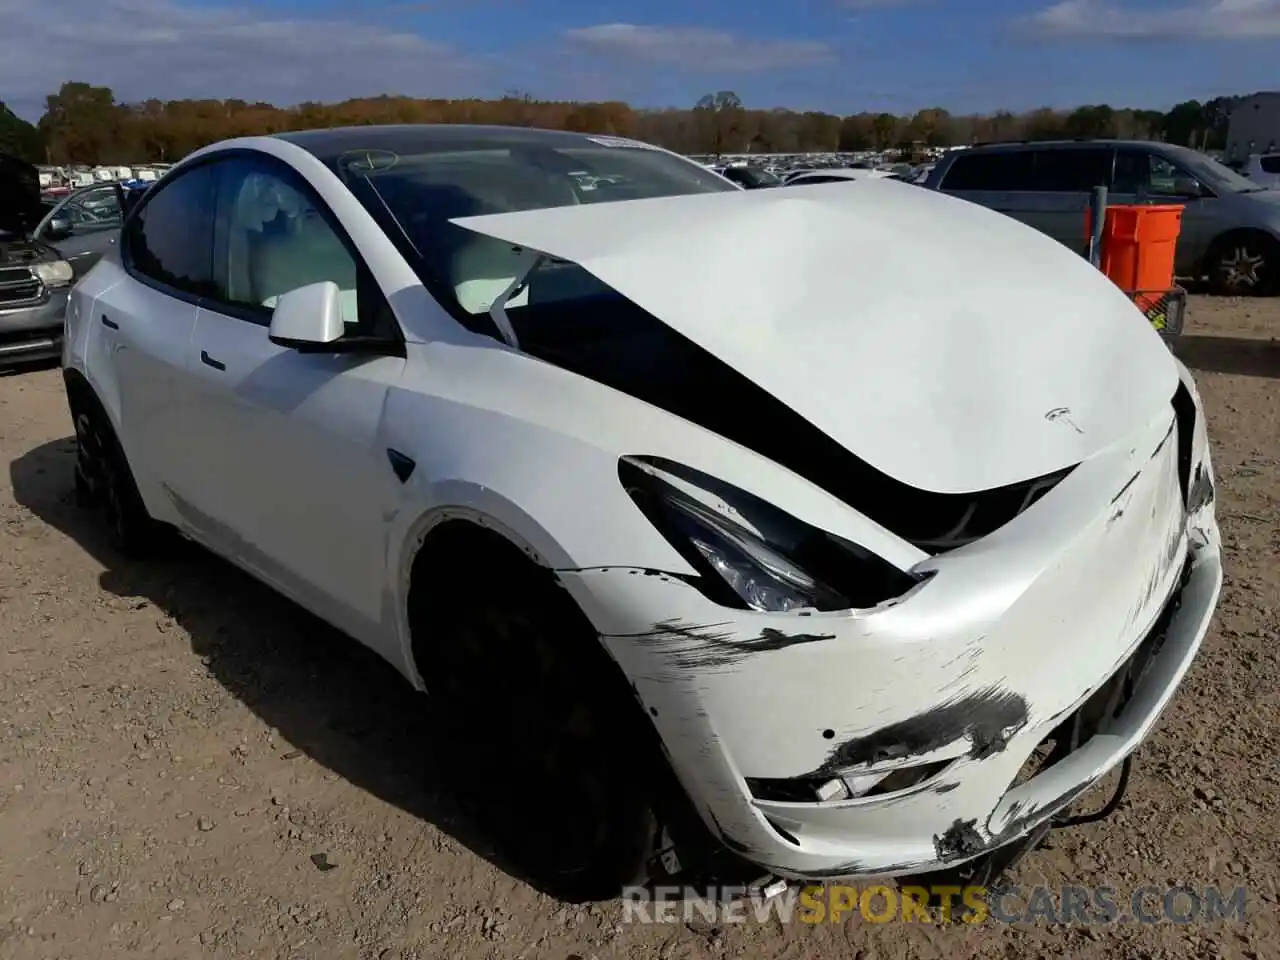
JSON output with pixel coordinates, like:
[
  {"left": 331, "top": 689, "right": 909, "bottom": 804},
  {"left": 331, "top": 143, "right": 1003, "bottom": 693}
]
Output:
[{"left": 392, "top": 497, "right": 601, "bottom": 691}]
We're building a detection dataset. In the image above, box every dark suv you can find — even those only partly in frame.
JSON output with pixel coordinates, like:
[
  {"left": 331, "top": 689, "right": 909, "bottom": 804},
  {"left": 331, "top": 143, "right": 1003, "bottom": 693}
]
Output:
[
  {"left": 924, "top": 140, "right": 1280, "bottom": 295},
  {"left": 1, "top": 154, "right": 125, "bottom": 366}
]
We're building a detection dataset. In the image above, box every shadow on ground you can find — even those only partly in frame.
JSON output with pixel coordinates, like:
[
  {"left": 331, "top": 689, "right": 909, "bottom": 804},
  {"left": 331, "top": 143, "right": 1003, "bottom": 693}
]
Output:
[
  {"left": 9, "top": 436, "right": 638, "bottom": 903},
  {"left": 1172, "top": 334, "right": 1280, "bottom": 379}
]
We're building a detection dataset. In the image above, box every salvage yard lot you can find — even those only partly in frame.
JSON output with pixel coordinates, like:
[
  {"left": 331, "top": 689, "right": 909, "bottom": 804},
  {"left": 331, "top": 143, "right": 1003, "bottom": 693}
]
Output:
[{"left": 1, "top": 297, "right": 1278, "bottom": 960}]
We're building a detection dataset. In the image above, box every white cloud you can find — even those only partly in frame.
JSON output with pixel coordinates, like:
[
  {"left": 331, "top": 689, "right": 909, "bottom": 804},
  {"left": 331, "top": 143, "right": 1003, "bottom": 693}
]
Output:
[
  {"left": 1024, "top": 0, "right": 1280, "bottom": 39},
  {"left": 564, "top": 24, "right": 835, "bottom": 73},
  {"left": 0, "top": 0, "right": 490, "bottom": 120}
]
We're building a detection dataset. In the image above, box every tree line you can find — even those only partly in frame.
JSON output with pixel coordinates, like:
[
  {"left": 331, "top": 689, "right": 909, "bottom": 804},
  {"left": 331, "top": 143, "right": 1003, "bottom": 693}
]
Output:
[{"left": 0, "top": 81, "right": 1250, "bottom": 166}]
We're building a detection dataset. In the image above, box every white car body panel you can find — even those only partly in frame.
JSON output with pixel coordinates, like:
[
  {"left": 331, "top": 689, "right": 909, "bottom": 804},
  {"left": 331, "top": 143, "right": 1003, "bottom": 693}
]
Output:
[
  {"left": 453, "top": 180, "right": 1176, "bottom": 494},
  {"left": 61, "top": 132, "right": 1222, "bottom": 883}
]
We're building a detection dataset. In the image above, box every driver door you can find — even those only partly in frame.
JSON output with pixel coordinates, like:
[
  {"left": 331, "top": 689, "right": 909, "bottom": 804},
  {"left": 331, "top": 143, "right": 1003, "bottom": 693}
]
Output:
[
  {"left": 1110, "top": 149, "right": 1213, "bottom": 277},
  {"left": 179, "top": 154, "right": 409, "bottom": 650},
  {"left": 34, "top": 183, "right": 125, "bottom": 278}
]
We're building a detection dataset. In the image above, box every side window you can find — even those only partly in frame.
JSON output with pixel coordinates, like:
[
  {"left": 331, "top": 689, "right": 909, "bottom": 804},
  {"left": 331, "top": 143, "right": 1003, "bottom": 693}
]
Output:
[
  {"left": 123, "top": 165, "right": 217, "bottom": 298},
  {"left": 209, "top": 156, "right": 389, "bottom": 336},
  {"left": 1113, "top": 151, "right": 1195, "bottom": 196},
  {"left": 1260, "top": 155, "right": 1280, "bottom": 174},
  {"left": 55, "top": 185, "right": 123, "bottom": 233},
  {"left": 1026, "top": 148, "right": 1112, "bottom": 192},
  {"left": 939, "top": 152, "right": 1035, "bottom": 191}
]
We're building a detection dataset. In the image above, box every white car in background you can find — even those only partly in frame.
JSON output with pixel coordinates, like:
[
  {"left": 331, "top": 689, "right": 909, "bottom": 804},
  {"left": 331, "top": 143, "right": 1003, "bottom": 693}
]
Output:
[
  {"left": 783, "top": 167, "right": 901, "bottom": 186},
  {"left": 1240, "top": 153, "right": 1280, "bottom": 189},
  {"left": 63, "top": 124, "right": 1221, "bottom": 900}
]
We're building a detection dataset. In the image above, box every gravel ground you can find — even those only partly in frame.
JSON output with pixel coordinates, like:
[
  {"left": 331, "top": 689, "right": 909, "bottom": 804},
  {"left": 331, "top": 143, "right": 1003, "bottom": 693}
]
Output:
[{"left": 1, "top": 297, "right": 1277, "bottom": 960}]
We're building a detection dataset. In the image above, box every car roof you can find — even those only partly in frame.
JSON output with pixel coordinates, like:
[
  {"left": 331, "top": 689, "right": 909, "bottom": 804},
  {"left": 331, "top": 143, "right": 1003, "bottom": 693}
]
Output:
[
  {"left": 272, "top": 124, "right": 640, "bottom": 164},
  {"left": 954, "top": 139, "right": 1187, "bottom": 155}
]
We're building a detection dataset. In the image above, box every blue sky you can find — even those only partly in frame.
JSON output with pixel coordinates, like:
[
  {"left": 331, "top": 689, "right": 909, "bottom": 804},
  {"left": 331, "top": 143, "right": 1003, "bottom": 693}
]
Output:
[{"left": 2, "top": 0, "right": 1279, "bottom": 121}]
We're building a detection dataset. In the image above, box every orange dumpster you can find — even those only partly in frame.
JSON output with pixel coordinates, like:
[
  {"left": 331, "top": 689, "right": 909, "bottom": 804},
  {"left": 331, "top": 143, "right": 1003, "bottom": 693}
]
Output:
[{"left": 1084, "top": 204, "right": 1184, "bottom": 311}]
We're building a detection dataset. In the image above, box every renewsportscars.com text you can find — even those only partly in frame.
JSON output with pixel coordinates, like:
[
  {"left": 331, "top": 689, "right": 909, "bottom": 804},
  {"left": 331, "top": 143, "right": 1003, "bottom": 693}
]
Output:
[{"left": 622, "top": 884, "right": 1248, "bottom": 926}]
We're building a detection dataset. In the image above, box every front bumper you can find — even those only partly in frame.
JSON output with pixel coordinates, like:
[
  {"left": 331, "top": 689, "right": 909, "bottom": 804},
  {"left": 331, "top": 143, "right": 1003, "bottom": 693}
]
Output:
[
  {"left": 0, "top": 288, "right": 69, "bottom": 365},
  {"left": 559, "top": 385, "right": 1221, "bottom": 880}
]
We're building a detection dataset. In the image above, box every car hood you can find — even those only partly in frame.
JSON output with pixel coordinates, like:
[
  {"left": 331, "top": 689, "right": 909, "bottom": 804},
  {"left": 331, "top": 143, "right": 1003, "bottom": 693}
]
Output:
[
  {"left": 453, "top": 180, "right": 1177, "bottom": 495},
  {"left": 0, "top": 153, "right": 44, "bottom": 237}
]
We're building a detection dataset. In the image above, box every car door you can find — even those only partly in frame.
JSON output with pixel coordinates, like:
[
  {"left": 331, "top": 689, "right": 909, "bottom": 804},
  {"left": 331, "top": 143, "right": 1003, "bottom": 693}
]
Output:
[
  {"left": 1019, "top": 147, "right": 1114, "bottom": 254},
  {"left": 1110, "top": 148, "right": 1215, "bottom": 277},
  {"left": 181, "top": 154, "right": 408, "bottom": 647},
  {"left": 934, "top": 150, "right": 1033, "bottom": 231},
  {"left": 91, "top": 164, "right": 217, "bottom": 517},
  {"left": 35, "top": 183, "right": 125, "bottom": 278}
]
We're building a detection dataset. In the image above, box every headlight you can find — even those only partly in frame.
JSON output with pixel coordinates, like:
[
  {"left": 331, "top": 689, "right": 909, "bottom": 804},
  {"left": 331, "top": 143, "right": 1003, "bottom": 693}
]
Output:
[
  {"left": 32, "top": 260, "right": 74, "bottom": 288},
  {"left": 620, "top": 456, "right": 924, "bottom": 613}
]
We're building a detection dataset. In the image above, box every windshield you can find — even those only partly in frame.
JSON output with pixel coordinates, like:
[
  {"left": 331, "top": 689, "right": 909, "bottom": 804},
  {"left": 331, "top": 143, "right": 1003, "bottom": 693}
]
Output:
[
  {"left": 1167, "top": 145, "right": 1266, "bottom": 193},
  {"left": 330, "top": 137, "right": 736, "bottom": 323}
]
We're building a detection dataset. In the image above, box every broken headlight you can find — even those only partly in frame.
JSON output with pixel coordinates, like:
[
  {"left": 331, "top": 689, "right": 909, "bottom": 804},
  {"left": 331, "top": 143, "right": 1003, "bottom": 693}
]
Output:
[{"left": 620, "top": 456, "right": 923, "bottom": 613}]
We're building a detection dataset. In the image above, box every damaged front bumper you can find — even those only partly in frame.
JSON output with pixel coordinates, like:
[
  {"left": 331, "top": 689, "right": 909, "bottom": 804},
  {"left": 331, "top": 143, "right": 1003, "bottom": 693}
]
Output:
[{"left": 557, "top": 382, "right": 1222, "bottom": 880}]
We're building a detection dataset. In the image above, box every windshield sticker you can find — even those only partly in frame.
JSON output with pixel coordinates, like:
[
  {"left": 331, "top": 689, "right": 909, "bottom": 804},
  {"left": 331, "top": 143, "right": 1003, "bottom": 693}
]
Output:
[{"left": 584, "top": 135, "right": 659, "bottom": 150}]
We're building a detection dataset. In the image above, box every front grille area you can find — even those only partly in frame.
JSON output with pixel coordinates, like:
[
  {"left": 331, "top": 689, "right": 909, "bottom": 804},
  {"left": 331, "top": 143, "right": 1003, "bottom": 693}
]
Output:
[
  {"left": 0, "top": 268, "right": 41, "bottom": 306},
  {"left": 1010, "top": 556, "right": 1191, "bottom": 789}
]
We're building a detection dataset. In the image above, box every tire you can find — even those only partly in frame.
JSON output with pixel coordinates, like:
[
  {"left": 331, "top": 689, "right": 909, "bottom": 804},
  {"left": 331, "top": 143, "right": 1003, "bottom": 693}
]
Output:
[
  {"left": 72, "top": 403, "right": 164, "bottom": 559},
  {"left": 1207, "top": 234, "right": 1277, "bottom": 296},
  {"left": 413, "top": 534, "right": 661, "bottom": 902}
]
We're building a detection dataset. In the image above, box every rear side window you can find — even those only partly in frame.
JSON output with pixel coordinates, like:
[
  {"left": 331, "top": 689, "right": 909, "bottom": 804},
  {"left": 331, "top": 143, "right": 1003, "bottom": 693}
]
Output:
[
  {"left": 939, "top": 152, "right": 1035, "bottom": 191},
  {"left": 124, "top": 165, "right": 217, "bottom": 298},
  {"left": 1025, "top": 148, "right": 1113, "bottom": 192},
  {"left": 1260, "top": 155, "right": 1280, "bottom": 174}
]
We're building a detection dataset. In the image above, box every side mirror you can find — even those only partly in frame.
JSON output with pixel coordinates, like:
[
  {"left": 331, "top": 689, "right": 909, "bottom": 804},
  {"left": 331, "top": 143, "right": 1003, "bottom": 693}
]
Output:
[
  {"left": 268, "top": 281, "right": 345, "bottom": 351},
  {"left": 45, "top": 215, "right": 73, "bottom": 240},
  {"left": 1172, "top": 176, "right": 1204, "bottom": 198}
]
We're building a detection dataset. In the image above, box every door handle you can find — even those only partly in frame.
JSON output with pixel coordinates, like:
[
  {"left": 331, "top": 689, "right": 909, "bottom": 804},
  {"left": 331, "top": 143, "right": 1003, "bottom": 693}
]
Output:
[
  {"left": 100, "top": 314, "right": 118, "bottom": 329},
  {"left": 200, "top": 350, "right": 226, "bottom": 371}
]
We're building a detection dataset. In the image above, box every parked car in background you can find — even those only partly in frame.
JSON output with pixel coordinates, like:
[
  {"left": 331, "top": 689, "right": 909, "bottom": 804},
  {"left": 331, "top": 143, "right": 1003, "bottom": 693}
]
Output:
[
  {"left": 715, "top": 164, "right": 780, "bottom": 189},
  {"left": 783, "top": 168, "right": 901, "bottom": 186},
  {"left": 2, "top": 155, "right": 125, "bottom": 366},
  {"left": 1239, "top": 153, "right": 1280, "bottom": 189},
  {"left": 924, "top": 139, "right": 1280, "bottom": 296},
  {"left": 64, "top": 124, "right": 1221, "bottom": 900}
]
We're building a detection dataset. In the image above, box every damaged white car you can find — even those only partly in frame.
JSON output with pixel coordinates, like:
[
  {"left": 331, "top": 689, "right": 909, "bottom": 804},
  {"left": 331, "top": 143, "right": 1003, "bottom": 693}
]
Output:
[{"left": 62, "top": 125, "right": 1223, "bottom": 901}]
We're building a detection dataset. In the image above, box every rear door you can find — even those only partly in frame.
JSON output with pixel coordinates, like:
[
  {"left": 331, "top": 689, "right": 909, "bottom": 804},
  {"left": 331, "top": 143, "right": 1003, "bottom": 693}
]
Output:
[{"left": 91, "top": 164, "right": 217, "bottom": 514}]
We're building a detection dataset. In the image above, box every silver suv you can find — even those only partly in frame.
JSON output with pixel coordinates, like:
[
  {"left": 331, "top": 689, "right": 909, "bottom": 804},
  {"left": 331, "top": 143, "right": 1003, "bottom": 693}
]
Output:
[{"left": 924, "top": 140, "right": 1280, "bottom": 296}]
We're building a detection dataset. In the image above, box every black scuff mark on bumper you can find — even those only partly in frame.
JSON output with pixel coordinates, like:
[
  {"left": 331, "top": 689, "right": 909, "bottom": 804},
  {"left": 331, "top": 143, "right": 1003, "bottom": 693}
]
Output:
[
  {"left": 934, "top": 818, "right": 985, "bottom": 862},
  {"left": 632, "top": 619, "right": 836, "bottom": 669},
  {"left": 1110, "top": 471, "right": 1142, "bottom": 505},
  {"left": 810, "top": 686, "right": 1030, "bottom": 775}
]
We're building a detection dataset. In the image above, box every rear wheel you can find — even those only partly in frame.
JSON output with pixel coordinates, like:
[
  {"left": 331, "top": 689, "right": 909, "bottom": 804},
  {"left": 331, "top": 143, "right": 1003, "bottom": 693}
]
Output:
[
  {"left": 412, "top": 527, "right": 663, "bottom": 901},
  {"left": 71, "top": 401, "right": 164, "bottom": 558},
  {"left": 1208, "top": 234, "right": 1277, "bottom": 296}
]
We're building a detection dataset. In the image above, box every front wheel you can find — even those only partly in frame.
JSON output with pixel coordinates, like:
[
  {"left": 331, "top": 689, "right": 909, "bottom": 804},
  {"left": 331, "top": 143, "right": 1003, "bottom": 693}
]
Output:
[
  {"left": 416, "top": 543, "right": 662, "bottom": 902},
  {"left": 1208, "top": 235, "right": 1276, "bottom": 296}
]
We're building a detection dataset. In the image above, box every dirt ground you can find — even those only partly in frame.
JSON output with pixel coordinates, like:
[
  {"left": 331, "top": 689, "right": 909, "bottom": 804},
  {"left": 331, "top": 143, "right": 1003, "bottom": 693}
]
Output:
[{"left": 1, "top": 298, "right": 1277, "bottom": 960}]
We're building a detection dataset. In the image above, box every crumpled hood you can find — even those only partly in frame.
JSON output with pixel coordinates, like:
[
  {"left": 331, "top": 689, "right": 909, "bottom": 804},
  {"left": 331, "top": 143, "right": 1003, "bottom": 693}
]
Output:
[
  {"left": 0, "top": 153, "right": 44, "bottom": 237},
  {"left": 453, "top": 179, "right": 1177, "bottom": 495}
]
